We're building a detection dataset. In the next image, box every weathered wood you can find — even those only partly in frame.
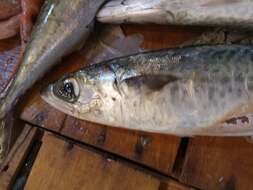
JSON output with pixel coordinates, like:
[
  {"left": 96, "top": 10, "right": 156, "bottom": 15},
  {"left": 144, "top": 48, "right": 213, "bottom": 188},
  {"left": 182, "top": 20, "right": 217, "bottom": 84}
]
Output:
[
  {"left": 122, "top": 25, "right": 206, "bottom": 50},
  {"left": 21, "top": 25, "right": 203, "bottom": 174},
  {"left": 165, "top": 179, "right": 195, "bottom": 190},
  {"left": 97, "top": 0, "right": 253, "bottom": 29},
  {"left": 0, "top": 125, "right": 37, "bottom": 190},
  {"left": 61, "top": 116, "right": 181, "bottom": 173},
  {"left": 25, "top": 133, "right": 160, "bottom": 190},
  {"left": 25, "top": 133, "right": 193, "bottom": 190},
  {"left": 178, "top": 137, "right": 253, "bottom": 190}
]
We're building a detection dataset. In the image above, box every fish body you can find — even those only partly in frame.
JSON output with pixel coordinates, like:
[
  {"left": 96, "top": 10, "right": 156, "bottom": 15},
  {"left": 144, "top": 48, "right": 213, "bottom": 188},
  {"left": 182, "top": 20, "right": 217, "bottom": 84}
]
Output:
[
  {"left": 42, "top": 45, "right": 253, "bottom": 136},
  {"left": 0, "top": 0, "right": 106, "bottom": 118},
  {"left": 97, "top": 0, "right": 253, "bottom": 29}
]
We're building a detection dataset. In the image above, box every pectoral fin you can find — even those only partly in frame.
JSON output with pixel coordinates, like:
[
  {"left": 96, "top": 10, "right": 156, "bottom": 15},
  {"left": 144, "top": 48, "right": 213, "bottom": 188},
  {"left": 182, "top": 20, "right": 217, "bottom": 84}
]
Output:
[{"left": 123, "top": 74, "right": 179, "bottom": 91}]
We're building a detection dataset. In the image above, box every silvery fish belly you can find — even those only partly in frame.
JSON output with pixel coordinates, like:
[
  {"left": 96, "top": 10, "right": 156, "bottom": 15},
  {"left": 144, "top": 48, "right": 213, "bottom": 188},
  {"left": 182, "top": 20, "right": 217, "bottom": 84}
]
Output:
[{"left": 42, "top": 45, "right": 253, "bottom": 136}]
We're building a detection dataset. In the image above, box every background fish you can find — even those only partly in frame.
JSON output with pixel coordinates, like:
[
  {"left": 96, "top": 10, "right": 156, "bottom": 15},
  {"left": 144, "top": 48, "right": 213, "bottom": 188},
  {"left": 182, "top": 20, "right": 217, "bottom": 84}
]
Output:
[
  {"left": 97, "top": 0, "right": 253, "bottom": 29},
  {"left": 0, "top": 0, "right": 106, "bottom": 117},
  {"left": 0, "top": 0, "right": 106, "bottom": 162},
  {"left": 42, "top": 45, "right": 253, "bottom": 136}
]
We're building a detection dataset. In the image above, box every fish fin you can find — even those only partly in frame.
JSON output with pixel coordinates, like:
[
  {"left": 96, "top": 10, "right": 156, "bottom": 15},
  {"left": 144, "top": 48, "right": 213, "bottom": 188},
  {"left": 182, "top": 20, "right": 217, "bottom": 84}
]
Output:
[
  {"left": 122, "top": 74, "right": 179, "bottom": 91},
  {"left": 84, "top": 25, "right": 143, "bottom": 64}
]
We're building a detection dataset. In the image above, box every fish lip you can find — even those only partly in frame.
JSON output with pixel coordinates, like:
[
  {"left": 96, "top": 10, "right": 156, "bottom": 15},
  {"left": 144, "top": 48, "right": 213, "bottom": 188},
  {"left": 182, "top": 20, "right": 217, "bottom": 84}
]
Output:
[{"left": 40, "top": 84, "right": 76, "bottom": 114}]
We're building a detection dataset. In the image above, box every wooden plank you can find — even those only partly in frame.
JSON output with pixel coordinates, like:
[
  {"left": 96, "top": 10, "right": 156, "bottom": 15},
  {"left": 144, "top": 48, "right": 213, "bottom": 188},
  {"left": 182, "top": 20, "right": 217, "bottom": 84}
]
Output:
[
  {"left": 178, "top": 137, "right": 253, "bottom": 190},
  {"left": 61, "top": 116, "right": 180, "bottom": 173},
  {"left": 25, "top": 133, "right": 160, "bottom": 190},
  {"left": 25, "top": 133, "right": 193, "bottom": 190},
  {"left": 123, "top": 25, "right": 208, "bottom": 50},
  {"left": 20, "top": 25, "right": 204, "bottom": 175},
  {"left": 163, "top": 179, "right": 195, "bottom": 190},
  {"left": 0, "top": 125, "right": 37, "bottom": 189}
]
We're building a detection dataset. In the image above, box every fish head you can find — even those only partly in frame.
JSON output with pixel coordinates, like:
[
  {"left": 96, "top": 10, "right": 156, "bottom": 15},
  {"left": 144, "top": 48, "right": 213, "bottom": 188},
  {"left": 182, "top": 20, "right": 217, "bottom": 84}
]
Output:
[{"left": 41, "top": 71, "right": 103, "bottom": 118}]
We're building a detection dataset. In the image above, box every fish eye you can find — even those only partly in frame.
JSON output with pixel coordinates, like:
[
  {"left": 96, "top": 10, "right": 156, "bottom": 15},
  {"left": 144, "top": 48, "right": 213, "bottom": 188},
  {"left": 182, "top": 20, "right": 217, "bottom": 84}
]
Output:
[
  {"left": 53, "top": 77, "right": 80, "bottom": 103},
  {"left": 63, "top": 82, "right": 74, "bottom": 94}
]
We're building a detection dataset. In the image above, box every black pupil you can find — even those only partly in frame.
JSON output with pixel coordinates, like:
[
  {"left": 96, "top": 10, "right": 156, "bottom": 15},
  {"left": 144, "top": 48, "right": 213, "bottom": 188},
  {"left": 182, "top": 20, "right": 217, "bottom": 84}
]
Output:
[
  {"left": 64, "top": 82, "right": 74, "bottom": 95},
  {"left": 53, "top": 80, "right": 78, "bottom": 103}
]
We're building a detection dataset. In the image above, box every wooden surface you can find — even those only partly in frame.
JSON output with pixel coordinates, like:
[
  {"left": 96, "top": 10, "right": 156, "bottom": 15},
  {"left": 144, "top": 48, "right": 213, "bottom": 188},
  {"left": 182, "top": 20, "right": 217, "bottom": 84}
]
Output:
[
  {"left": 25, "top": 133, "right": 193, "bottom": 190},
  {"left": 179, "top": 137, "right": 253, "bottom": 190},
  {"left": 0, "top": 125, "right": 37, "bottom": 189}
]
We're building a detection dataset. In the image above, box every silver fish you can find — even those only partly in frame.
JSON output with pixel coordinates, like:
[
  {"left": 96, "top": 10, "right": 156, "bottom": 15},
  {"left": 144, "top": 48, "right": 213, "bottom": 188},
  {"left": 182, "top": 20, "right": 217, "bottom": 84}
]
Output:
[
  {"left": 41, "top": 45, "right": 253, "bottom": 136},
  {"left": 0, "top": 0, "right": 106, "bottom": 117},
  {"left": 97, "top": 0, "right": 253, "bottom": 29}
]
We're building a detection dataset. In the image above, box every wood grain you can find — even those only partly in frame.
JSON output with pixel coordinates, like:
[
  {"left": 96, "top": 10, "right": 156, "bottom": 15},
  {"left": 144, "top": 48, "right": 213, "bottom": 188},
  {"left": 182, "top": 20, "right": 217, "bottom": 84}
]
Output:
[
  {"left": 61, "top": 116, "right": 180, "bottom": 173},
  {"left": 178, "top": 137, "right": 253, "bottom": 190},
  {"left": 123, "top": 25, "right": 207, "bottom": 50},
  {"left": 25, "top": 133, "right": 193, "bottom": 190},
  {"left": 0, "top": 125, "right": 37, "bottom": 190}
]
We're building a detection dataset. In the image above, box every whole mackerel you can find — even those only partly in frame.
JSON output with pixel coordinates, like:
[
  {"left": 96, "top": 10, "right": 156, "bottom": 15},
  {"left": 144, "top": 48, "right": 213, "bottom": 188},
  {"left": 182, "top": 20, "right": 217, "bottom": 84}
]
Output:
[
  {"left": 42, "top": 45, "right": 253, "bottom": 136},
  {"left": 0, "top": 0, "right": 106, "bottom": 118}
]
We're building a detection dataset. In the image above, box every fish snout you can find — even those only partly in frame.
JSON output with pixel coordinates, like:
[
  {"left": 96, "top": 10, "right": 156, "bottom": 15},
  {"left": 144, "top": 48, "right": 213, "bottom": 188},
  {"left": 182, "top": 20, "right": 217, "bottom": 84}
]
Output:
[{"left": 40, "top": 84, "right": 54, "bottom": 103}]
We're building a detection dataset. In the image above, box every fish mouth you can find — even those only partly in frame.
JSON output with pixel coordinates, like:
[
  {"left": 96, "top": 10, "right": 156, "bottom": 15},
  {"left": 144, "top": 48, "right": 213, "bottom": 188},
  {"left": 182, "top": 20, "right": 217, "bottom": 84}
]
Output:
[
  {"left": 40, "top": 84, "right": 76, "bottom": 116},
  {"left": 40, "top": 84, "right": 55, "bottom": 106}
]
